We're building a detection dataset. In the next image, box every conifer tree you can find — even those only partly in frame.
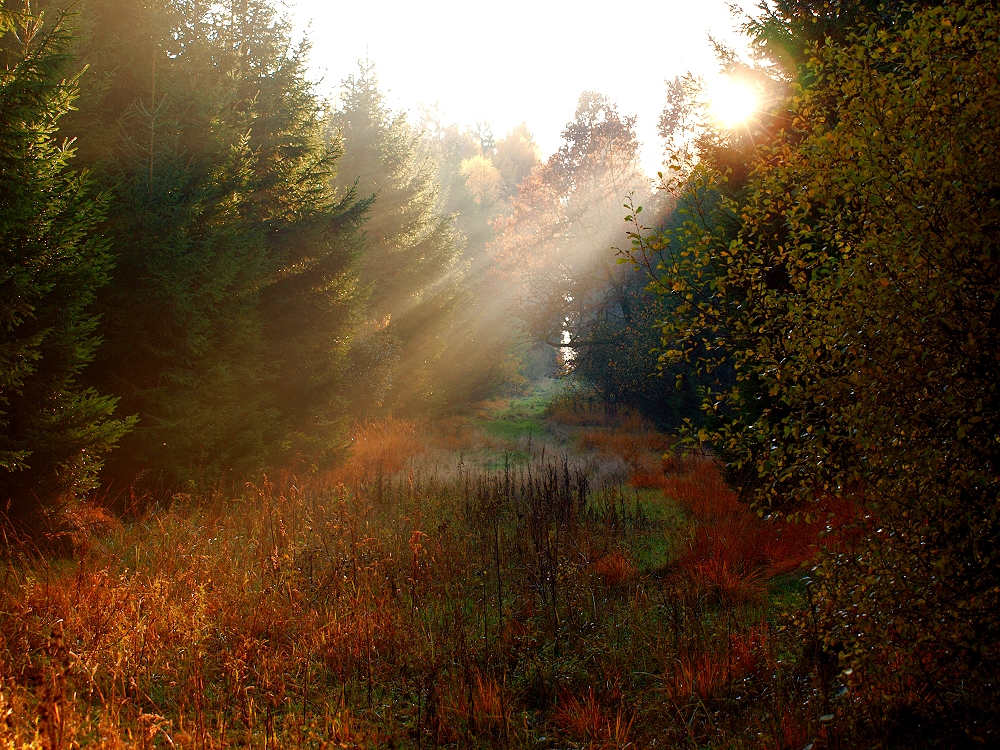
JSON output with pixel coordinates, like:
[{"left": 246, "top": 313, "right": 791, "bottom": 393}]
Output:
[
  {"left": 210, "top": 0, "right": 369, "bottom": 465},
  {"left": 0, "top": 6, "right": 132, "bottom": 520},
  {"left": 330, "top": 64, "right": 465, "bottom": 412},
  {"left": 64, "top": 0, "right": 367, "bottom": 487}
]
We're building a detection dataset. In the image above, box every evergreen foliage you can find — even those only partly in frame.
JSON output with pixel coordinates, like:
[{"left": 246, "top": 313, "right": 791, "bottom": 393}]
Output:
[
  {"left": 331, "top": 64, "right": 493, "bottom": 413},
  {"left": 65, "top": 0, "right": 367, "bottom": 488},
  {"left": 0, "top": 7, "right": 132, "bottom": 520}
]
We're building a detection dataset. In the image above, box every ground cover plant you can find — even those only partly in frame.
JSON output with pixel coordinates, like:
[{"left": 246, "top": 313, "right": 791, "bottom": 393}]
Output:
[{"left": 0, "top": 392, "right": 870, "bottom": 749}]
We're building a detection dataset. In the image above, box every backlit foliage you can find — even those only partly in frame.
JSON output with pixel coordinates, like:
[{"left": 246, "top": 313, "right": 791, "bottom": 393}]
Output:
[
  {"left": 492, "top": 93, "right": 650, "bottom": 359},
  {"left": 630, "top": 1, "right": 1000, "bottom": 739}
]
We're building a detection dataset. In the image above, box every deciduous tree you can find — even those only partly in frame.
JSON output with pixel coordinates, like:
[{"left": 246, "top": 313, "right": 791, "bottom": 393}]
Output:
[
  {"left": 631, "top": 1, "right": 1000, "bottom": 737},
  {"left": 491, "top": 93, "right": 649, "bottom": 374}
]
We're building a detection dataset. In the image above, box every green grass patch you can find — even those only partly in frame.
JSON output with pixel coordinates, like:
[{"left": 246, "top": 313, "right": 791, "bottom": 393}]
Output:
[
  {"left": 482, "top": 418, "right": 547, "bottom": 441},
  {"left": 483, "top": 450, "right": 533, "bottom": 470},
  {"left": 769, "top": 570, "right": 809, "bottom": 610},
  {"left": 628, "top": 489, "right": 689, "bottom": 571}
]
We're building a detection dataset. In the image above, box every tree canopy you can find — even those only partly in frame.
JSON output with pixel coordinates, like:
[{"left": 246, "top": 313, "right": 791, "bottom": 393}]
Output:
[
  {"left": 63, "top": 0, "right": 369, "bottom": 488},
  {"left": 492, "top": 93, "right": 650, "bottom": 360},
  {"left": 629, "top": 0, "right": 1000, "bottom": 737}
]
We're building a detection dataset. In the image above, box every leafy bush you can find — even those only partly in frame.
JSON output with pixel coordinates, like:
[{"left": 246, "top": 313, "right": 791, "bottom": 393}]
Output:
[{"left": 632, "top": 1, "right": 1000, "bottom": 741}]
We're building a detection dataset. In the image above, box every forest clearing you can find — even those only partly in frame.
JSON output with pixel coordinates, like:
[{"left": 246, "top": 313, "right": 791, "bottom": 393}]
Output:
[
  {"left": 3, "top": 0, "right": 998, "bottom": 746},
  {"left": 2, "top": 383, "right": 851, "bottom": 749}
]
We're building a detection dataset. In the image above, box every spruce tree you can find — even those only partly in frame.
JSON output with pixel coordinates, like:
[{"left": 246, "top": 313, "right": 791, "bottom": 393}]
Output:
[
  {"left": 330, "top": 64, "right": 464, "bottom": 413},
  {"left": 64, "top": 0, "right": 367, "bottom": 488},
  {"left": 0, "top": 7, "right": 132, "bottom": 521},
  {"left": 217, "top": 5, "right": 370, "bottom": 463}
]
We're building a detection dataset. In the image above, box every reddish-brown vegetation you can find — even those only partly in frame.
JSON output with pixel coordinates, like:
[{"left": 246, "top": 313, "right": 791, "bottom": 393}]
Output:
[{"left": 0, "top": 402, "right": 857, "bottom": 749}]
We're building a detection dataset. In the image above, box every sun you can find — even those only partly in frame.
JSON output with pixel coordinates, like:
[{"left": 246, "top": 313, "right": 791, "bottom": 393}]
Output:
[{"left": 709, "top": 79, "right": 759, "bottom": 128}]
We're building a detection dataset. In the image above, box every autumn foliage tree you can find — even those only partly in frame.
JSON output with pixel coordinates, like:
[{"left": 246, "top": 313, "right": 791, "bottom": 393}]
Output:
[
  {"left": 631, "top": 1, "right": 1000, "bottom": 740},
  {"left": 417, "top": 117, "right": 544, "bottom": 402},
  {"left": 491, "top": 93, "right": 649, "bottom": 373}
]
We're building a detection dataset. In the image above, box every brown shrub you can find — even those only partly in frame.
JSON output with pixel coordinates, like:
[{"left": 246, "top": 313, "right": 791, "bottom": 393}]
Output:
[{"left": 592, "top": 550, "right": 636, "bottom": 587}]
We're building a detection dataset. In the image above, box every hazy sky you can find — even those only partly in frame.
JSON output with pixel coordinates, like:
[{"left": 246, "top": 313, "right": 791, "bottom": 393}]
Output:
[{"left": 288, "top": 0, "right": 754, "bottom": 175}]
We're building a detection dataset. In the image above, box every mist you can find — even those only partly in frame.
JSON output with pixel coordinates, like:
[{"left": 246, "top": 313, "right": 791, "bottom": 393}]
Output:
[
  {"left": 5, "top": 0, "right": 995, "bottom": 746},
  {"left": 290, "top": 0, "right": 755, "bottom": 177}
]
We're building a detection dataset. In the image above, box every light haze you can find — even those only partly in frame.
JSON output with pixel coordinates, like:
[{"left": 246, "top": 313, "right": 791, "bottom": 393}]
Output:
[{"left": 289, "top": 0, "right": 754, "bottom": 176}]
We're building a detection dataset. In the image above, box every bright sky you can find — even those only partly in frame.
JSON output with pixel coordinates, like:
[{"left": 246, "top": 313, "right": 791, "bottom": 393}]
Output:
[{"left": 287, "top": 0, "right": 755, "bottom": 176}]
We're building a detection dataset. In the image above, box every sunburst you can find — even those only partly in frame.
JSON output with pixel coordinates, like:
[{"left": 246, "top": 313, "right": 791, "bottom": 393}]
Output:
[{"left": 709, "top": 78, "right": 759, "bottom": 128}]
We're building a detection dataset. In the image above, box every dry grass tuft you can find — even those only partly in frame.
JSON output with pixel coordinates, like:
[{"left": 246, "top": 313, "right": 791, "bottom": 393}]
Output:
[
  {"left": 553, "top": 687, "right": 635, "bottom": 749},
  {"left": 592, "top": 550, "right": 636, "bottom": 588},
  {"left": 553, "top": 687, "right": 605, "bottom": 739},
  {"left": 661, "top": 457, "right": 824, "bottom": 585},
  {"left": 330, "top": 416, "right": 425, "bottom": 484}
]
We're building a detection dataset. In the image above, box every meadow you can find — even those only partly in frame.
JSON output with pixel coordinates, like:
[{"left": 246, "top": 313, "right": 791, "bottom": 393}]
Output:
[{"left": 0, "top": 386, "right": 854, "bottom": 749}]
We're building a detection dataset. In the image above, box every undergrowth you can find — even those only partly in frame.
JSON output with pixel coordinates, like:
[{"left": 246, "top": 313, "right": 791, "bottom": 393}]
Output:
[{"left": 0, "top": 396, "right": 863, "bottom": 749}]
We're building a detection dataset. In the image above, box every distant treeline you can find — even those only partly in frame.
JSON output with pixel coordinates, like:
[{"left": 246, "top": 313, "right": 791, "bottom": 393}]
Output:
[{"left": 0, "top": 0, "right": 705, "bottom": 519}]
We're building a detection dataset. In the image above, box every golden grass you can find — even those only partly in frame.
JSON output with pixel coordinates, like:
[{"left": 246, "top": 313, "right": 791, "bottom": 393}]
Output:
[
  {"left": 0, "top": 415, "right": 845, "bottom": 749},
  {"left": 330, "top": 416, "right": 425, "bottom": 484}
]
